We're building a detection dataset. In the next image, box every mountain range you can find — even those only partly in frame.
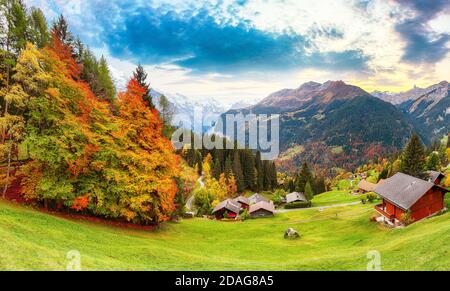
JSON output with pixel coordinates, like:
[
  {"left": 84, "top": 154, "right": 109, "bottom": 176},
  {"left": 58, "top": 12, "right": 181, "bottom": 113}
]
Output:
[{"left": 225, "top": 80, "right": 449, "bottom": 172}]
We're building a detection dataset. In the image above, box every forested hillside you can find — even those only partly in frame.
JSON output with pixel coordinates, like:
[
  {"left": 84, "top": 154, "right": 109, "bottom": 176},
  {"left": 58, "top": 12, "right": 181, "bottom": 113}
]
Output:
[{"left": 0, "top": 2, "right": 188, "bottom": 225}]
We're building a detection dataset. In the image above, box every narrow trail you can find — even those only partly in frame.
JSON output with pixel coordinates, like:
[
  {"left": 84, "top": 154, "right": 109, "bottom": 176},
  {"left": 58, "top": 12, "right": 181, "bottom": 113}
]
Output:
[
  {"left": 276, "top": 201, "right": 361, "bottom": 213},
  {"left": 185, "top": 176, "right": 204, "bottom": 212}
]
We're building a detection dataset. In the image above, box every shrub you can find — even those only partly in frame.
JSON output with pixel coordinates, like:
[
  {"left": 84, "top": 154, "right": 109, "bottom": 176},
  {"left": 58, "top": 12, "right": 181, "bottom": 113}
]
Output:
[
  {"left": 285, "top": 201, "right": 311, "bottom": 209},
  {"left": 361, "top": 196, "right": 368, "bottom": 204},
  {"left": 401, "top": 211, "right": 415, "bottom": 226},
  {"left": 366, "top": 192, "right": 379, "bottom": 203},
  {"left": 240, "top": 209, "right": 250, "bottom": 221}
]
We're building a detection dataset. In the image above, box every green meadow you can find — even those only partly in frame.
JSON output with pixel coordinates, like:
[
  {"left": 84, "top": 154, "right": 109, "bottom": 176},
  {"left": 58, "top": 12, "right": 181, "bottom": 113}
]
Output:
[{"left": 1, "top": 194, "right": 449, "bottom": 271}]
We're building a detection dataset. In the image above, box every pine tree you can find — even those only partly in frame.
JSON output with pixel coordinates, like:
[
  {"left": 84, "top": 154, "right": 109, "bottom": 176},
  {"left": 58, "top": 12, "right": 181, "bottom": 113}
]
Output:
[
  {"left": 262, "top": 160, "right": 271, "bottom": 190},
  {"left": 426, "top": 152, "right": 441, "bottom": 171},
  {"left": 304, "top": 181, "right": 314, "bottom": 201},
  {"left": 255, "top": 151, "right": 264, "bottom": 191},
  {"left": 232, "top": 151, "right": 245, "bottom": 192},
  {"left": 132, "top": 64, "right": 154, "bottom": 108},
  {"left": 28, "top": 7, "right": 49, "bottom": 48},
  {"left": 224, "top": 155, "right": 233, "bottom": 179},
  {"left": 97, "top": 55, "right": 116, "bottom": 101},
  {"left": 241, "top": 150, "right": 256, "bottom": 190},
  {"left": 313, "top": 175, "right": 326, "bottom": 195},
  {"left": 296, "top": 162, "right": 313, "bottom": 193},
  {"left": 51, "top": 14, "right": 73, "bottom": 48},
  {"left": 400, "top": 134, "right": 426, "bottom": 178},
  {"left": 212, "top": 158, "right": 221, "bottom": 180},
  {"left": 269, "top": 162, "right": 278, "bottom": 190}
]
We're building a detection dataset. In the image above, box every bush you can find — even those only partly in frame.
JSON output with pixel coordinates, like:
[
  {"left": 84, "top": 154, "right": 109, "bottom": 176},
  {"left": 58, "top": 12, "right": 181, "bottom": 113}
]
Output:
[
  {"left": 401, "top": 211, "right": 415, "bottom": 226},
  {"left": 240, "top": 209, "right": 250, "bottom": 221},
  {"left": 361, "top": 196, "right": 367, "bottom": 204},
  {"left": 366, "top": 192, "right": 379, "bottom": 203},
  {"left": 285, "top": 201, "right": 311, "bottom": 209}
]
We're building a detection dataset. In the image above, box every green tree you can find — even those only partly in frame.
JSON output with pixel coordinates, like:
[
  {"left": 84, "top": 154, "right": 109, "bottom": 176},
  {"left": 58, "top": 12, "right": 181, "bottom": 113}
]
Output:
[
  {"left": 296, "top": 162, "right": 313, "bottom": 193},
  {"left": 159, "top": 94, "right": 174, "bottom": 138},
  {"left": 255, "top": 151, "right": 264, "bottom": 191},
  {"left": 241, "top": 150, "right": 256, "bottom": 190},
  {"left": 97, "top": 55, "right": 116, "bottom": 101},
  {"left": 132, "top": 64, "right": 154, "bottom": 108},
  {"left": 51, "top": 14, "right": 73, "bottom": 48},
  {"left": 232, "top": 151, "right": 245, "bottom": 192},
  {"left": 304, "top": 181, "right": 314, "bottom": 201},
  {"left": 426, "top": 151, "right": 441, "bottom": 171},
  {"left": 400, "top": 134, "right": 426, "bottom": 178},
  {"left": 28, "top": 7, "right": 49, "bottom": 48}
]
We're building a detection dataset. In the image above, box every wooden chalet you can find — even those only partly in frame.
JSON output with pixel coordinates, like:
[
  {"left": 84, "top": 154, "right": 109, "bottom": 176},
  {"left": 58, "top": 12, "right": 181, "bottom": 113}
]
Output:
[
  {"left": 286, "top": 192, "right": 308, "bottom": 204},
  {"left": 358, "top": 179, "right": 377, "bottom": 193},
  {"left": 249, "top": 201, "right": 275, "bottom": 218},
  {"left": 249, "top": 193, "right": 269, "bottom": 205},
  {"left": 425, "top": 171, "right": 446, "bottom": 185},
  {"left": 212, "top": 199, "right": 241, "bottom": 220},
  {"left": 374, "top": 173, "right": 448, "bottom": 226},
  {"left": 233, "top": 196, "right": 250, "bottom": 210}
]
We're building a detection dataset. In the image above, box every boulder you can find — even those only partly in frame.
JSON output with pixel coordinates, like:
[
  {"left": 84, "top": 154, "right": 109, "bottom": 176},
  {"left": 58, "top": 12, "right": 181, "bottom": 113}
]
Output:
[{"left": 284, "top": 228, "right": 300, "bottom": 239}]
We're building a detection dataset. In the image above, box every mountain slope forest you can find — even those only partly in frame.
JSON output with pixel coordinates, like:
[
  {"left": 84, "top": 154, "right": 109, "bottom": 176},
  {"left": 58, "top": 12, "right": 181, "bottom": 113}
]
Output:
[
  {"left": 227, "top": 81, "right": 415, "bottom": 172},
  {"left": 0, "top": 3, "right": 189, "bottom": 224}
]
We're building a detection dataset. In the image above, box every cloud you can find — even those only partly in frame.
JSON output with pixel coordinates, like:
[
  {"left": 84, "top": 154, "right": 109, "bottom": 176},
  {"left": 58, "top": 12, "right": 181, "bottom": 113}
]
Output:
[
  {"left": 394, "top": 0, "right": 450, "bottom": 64},
  {"left": 74, "top": 1, "right": 370, "bottom": 74}
]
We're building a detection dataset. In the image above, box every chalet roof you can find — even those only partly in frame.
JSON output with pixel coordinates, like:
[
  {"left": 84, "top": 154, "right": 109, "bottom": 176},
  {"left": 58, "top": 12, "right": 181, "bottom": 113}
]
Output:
[
  {"left": 374, "top": 173, "right": 442, "bottom": 211},
  {"left": 425, "top": 171, "right": 445, "bottom": 184},
  {"left": 286, "top": 192, "right": 308, "bottom": 204},
  {"left": 212, "top": 199, "right": 241, "bottom": 214},
  {"left": 249, "top": 201, "right": 275, "bottom": 214},
  {"left": 249, "top": 193, "right": 269, "bottom": 204},
  {"left": 358, "top": 180, "right": 377, "bottom": 192},
  {"left": 233, "top": 196, "right": 250, "bottom": 206}
]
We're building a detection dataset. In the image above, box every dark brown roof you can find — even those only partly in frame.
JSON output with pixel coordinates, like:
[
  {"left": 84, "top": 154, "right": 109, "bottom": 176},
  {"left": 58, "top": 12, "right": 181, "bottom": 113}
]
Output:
[
  {"left": 233, "top": 196, "right": 250, "bottom": 206},
  {"left": 249, "top": 201, "right": 275, "bottom": 214},
  {"left": 249, "top": 193, "right": 269, "bottom": 204},
  {"left": 212, "top": 199, "right": 241, "bottom": 214},
  {"left": 286, "top": 192, "right": 308, "bottom": 203},
  {"left": 374, "top": 173, "right": 443, "bottom": 211}
]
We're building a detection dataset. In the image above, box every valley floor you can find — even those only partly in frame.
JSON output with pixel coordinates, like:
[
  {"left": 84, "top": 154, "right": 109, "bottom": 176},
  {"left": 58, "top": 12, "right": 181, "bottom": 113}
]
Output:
[{"left": 0, "top": 196, "right": 449, "bottom": 271}]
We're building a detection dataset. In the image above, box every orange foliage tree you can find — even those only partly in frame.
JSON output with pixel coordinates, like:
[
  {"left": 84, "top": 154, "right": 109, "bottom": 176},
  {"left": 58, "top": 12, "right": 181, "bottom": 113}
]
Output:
[{"left": 18, "top": 41, "right": 181, "bottom": 224}]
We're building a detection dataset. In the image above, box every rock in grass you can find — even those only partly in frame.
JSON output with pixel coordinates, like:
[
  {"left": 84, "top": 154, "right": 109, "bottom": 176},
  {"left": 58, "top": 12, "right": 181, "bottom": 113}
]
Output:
[{"left": 284, "top": 228, "right": 300, "bottom": 239}]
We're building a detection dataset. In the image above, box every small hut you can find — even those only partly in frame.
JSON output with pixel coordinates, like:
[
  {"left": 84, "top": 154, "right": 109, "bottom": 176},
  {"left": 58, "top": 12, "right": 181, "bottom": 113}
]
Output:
[
  {"left": 286, "top": 192, "right": 308, "bottom": 204},
  {"left": 212, "top": 199, "right": 241, "bottom": 220},
  {"left": 233, "top": 196, "right": 250, "bottom": 210},
  {"left": 358, "top": 180, "right": 376, "bottom": 194},
  {"left": 249, "top": 201, "right": 275, "bottom": 218},
  {"left": 249, "top": 193, "right": 269, "bottom": 205}
]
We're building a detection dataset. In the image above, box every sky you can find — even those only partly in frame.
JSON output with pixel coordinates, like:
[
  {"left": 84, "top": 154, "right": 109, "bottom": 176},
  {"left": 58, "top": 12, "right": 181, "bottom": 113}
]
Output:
[{"left": 25, "top": 0, "right": 450, "bottom": 106}]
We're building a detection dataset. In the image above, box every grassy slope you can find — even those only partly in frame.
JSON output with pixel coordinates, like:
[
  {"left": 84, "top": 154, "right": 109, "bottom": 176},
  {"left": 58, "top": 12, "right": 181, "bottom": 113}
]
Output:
[
  {"left": 311, "top": 190, "right": 361, "bottom": 207},
  {"left": 1, "top": 196, "right": 449, "bottom": 271}
]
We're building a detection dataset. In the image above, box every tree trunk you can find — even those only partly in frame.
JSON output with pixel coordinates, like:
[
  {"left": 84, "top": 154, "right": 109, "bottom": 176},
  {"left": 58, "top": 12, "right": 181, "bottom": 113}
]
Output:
[{"left": 2, "top": 146, "right": 12, "bottom": 199}]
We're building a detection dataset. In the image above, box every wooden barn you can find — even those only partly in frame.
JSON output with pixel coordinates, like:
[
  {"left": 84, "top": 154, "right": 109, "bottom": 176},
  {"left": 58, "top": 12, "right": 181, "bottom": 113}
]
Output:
[
  {"left": 233, "top": 196, "right": 250, "bottom": 210},
  {"left": 212, "top": 199, "right": 241, "bottom": 220},
  {"left": 426, "top": 171, "right": 445, "bottom": 185},
  {"left": 286, "top": 192, "right": 308, "bottom": 204},
  {"left": 249, "top": 201, "right": 275, "bottom": 218},
  {"left": 358, "top": 180, "right": 377, "bottom": 194},
  {"left": 374, "top": 173, "right": 448, "bottom": 226},
  {"left": 249, "top": 193, "right": 269, "bottom": 205}
]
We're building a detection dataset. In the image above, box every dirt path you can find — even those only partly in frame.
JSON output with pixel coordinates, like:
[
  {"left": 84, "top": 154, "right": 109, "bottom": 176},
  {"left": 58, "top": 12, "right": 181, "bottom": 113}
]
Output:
[
  {"left": 275, "top": 201, "right": 361, "bottom": 213},
  {"left": 185, "top": 176, "right": 204, "bottom": 212}
]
